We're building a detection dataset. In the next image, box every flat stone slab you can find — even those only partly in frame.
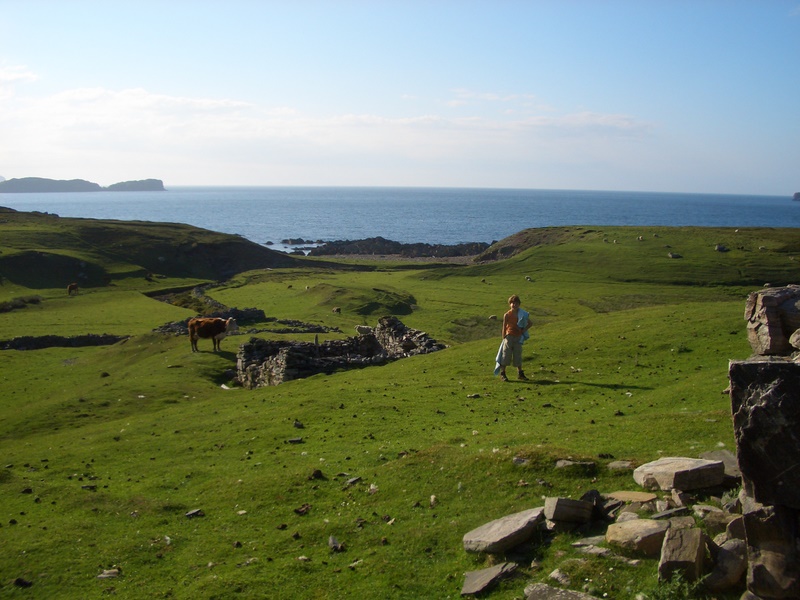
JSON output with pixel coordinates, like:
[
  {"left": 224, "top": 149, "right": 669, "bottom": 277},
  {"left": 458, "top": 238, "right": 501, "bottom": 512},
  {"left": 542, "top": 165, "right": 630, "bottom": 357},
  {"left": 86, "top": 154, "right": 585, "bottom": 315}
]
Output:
[
  {"left": 606, "top": 518, "right": 670, "bottom": 557},
  {"left": 607, "top": 460, "right": 634, "bottom": 470},
  {"left": 633, "top": 457, "right": 725, "bottom": 491},
  {"left": 606, "top": 490, "right": 658, "bottom": 503},
  {"left": 544, "top": 497, "right": 593, "bottom": 523},
  {"left": 463, "top": 507, "right": 544, "bottom": 553},
  {"left": 524, "top": 583, "right": 598, "bottom": 599},
  {"left": 461, "top": 562, "right": 516, "bottom": 595},
  {"left": 699, "top": 449, "right": 741, "bottom": 479}
]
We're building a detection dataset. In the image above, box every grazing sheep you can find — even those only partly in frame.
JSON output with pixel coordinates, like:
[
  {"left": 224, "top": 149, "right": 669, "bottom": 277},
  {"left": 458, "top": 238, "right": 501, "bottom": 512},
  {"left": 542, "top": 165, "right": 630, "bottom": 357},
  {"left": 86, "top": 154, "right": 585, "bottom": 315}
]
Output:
[{"left": 332, "top": 307, "right": 341, "bottom": 313}]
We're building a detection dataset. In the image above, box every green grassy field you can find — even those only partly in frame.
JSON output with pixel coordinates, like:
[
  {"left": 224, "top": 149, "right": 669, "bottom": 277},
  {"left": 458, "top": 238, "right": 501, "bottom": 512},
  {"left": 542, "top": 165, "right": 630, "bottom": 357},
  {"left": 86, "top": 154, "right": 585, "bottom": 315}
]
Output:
[{"left": 1, "top": 215, "right": 797, "bottom": 599}]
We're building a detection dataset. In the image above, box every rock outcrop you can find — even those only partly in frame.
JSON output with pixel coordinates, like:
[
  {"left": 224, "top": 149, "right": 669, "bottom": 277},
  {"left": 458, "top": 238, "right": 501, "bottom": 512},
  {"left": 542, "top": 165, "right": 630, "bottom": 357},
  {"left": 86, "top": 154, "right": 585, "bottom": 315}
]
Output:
[
  {"left": 729, "top": 358, "right": 800, "bottom": 599},
  {"left": 744, "top": 285, "right": 800, "bottom": 356},
  {"left": 307, "top": 236, "right": 489, "bottom": 258}
]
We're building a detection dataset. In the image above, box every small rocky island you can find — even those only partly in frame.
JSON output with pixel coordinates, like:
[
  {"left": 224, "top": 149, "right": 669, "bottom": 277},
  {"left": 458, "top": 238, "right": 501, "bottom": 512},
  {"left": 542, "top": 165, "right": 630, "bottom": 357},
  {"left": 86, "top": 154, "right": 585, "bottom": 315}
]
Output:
[
  {"left": 0, "top": 177, "right": 165, "bottom": 193},
  {"left": 793, "top": 192, "right": 799, "bottom": 201}
]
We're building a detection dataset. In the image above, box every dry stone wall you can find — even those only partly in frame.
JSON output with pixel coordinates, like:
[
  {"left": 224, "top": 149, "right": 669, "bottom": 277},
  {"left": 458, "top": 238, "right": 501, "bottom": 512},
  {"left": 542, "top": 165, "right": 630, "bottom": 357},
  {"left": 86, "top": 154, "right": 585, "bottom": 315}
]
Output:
[{"left": 236, "top": 316, "right": 445, "bottom": 388}]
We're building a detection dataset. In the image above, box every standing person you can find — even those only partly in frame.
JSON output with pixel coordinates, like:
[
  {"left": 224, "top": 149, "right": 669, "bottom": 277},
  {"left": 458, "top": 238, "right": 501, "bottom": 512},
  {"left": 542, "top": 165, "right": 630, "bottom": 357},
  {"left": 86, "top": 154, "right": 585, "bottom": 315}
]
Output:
[{"left": 495, "top": 294, "right": 531, "bottom": 381}]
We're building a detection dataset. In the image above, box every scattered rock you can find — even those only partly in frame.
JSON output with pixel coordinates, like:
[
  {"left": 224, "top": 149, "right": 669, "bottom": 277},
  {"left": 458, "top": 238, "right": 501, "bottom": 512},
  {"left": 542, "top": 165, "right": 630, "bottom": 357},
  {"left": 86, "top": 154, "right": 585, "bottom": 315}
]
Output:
[
  {"left": 524, "top": 583, "right": 597, "bottom": 599},
  {"left": 658, "top": 527, "right": 706, "bottom": 582},
  {"left": 607, "top": 460, "right": 634, "bottom": 471},
  {"left": 633, "top": 457, "right": 725, "bottom": 491},
  {"left": 328, "top": 535, "right": 345, "bottom": 552},
  {"left": 544, "top": 497, "right": 593, "bottom": 524},
  {"left": 462, "top": 507, "right": 545, "bottom": 553},
  {"left": 97, "top": 567, "right": 121, "bottom": 579},
  {"left": 704, "top": 539, "right": 747, "bottom": 593},
  {"left": 606, "top": 491, "right": 657, "bottom": 503},
  {"left": 554, "top": 459, "right": 596, "bottom": 475},
  {"left": 461, "top": 562, "right": 516, "bottom": 596},
  {"left": 548, "top": 568, "right": 571, "bottom": 586},
  {"left": 606, "top": 519, "right": 669, "bottom": 557},
  {"left": 743, "top": 285, "right": 800, "bottom": 355}
]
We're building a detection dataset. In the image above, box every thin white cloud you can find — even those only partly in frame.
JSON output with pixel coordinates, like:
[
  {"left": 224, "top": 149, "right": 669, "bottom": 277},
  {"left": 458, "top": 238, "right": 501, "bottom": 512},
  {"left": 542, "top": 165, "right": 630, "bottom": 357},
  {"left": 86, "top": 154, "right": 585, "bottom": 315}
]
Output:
[
  {"left": 0, "top": 83, "right": 656, "bottom": 185},
  {"left": 446, "top": 88, "right": 554, "bottom": 114},
  {"left": 0, "top": 65, "right": 38, "bottom": 85}
]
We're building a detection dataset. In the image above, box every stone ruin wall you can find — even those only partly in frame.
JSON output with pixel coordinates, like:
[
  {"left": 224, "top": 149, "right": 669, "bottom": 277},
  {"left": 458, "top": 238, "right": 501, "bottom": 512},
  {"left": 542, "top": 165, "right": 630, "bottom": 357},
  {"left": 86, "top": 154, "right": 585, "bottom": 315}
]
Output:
[
  {"left": 729, "top": 284, "right": 800, "bottom": 599},
  {"left": 236, "top": 315, "right": 446, "bottom": 388}
]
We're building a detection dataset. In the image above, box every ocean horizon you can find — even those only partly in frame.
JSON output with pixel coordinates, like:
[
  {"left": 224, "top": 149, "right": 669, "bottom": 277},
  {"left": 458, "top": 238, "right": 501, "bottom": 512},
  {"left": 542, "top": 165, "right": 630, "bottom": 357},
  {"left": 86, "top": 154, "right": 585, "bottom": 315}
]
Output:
[{"left": 1, "top": 186, "right": 797, "bottom": 252}]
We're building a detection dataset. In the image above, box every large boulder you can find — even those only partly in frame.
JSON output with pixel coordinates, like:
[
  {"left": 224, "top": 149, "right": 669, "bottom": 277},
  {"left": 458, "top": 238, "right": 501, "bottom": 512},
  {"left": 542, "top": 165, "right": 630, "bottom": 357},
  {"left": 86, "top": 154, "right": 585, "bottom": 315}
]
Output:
[
  {"left": 462, "top": 507, "right": 544, "bottom": 553},
  {"left": 544, "top": 497, "right": 594, "bottom": 524},
  {"left": 606, "top": 519, "right": 669, "bottom": 557},
  {"left": 658, "top": 527, "right": 706, "bottom": 582},
  {"left": 744, "top": 285, "right": 800, "bottom": 356},
  {"left": 633, "top": 457, "right": 725, "bottom": 491}
]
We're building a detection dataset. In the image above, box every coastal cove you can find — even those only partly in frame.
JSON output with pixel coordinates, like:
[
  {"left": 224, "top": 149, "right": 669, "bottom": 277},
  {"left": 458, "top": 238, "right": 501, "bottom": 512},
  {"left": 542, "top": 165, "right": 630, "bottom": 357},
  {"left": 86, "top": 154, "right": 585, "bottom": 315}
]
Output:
[{"left": 0, "top": 186, "right": 796, "bottom": 252}]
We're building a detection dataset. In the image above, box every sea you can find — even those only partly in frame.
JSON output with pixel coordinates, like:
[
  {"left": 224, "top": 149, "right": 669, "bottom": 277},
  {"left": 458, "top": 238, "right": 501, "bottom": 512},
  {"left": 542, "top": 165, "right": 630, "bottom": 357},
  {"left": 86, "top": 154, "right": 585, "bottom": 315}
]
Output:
[{"left": 0, "top": 187, "right": 797, "bottom": 252}]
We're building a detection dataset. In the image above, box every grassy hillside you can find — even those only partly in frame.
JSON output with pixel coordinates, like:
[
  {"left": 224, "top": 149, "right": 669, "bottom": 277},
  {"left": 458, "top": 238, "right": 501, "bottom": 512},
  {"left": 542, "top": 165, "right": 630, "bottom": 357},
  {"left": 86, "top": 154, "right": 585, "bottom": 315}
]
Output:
[
  {"left": 0, "top": 217, "right": 797, "bottom": 599},
  {"left": 0, "top": 207, "right": 308, "bottom": 292}
]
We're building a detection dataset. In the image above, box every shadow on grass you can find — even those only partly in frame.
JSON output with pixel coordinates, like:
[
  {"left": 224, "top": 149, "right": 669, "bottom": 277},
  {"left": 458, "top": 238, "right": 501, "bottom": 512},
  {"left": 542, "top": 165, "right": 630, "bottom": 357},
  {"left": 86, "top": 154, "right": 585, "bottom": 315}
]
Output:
[{"left": 504, "top": 379, "right": 653, "bottom": 391}]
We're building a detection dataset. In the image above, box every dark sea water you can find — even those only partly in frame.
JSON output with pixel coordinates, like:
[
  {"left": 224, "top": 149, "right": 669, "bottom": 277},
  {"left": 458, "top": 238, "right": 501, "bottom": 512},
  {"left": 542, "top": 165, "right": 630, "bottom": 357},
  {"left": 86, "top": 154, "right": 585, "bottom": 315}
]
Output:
[{"left": 1, "top": 187, "right": 797, "bottom": 252}]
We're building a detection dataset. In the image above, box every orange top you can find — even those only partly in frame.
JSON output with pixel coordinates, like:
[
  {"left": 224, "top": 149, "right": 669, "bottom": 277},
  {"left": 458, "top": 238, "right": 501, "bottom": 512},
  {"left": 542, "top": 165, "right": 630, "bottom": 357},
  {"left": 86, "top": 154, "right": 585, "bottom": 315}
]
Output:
[{"left": 502, "top": 308, "right": 524, "bottom": 337}]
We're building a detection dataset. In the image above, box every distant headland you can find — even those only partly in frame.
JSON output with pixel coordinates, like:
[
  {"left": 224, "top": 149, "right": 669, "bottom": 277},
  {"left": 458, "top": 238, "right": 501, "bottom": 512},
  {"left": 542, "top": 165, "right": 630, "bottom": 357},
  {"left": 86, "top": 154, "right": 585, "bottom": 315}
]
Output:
[{"left": 0, "top": 177, "right": 165, "bottom": 193}]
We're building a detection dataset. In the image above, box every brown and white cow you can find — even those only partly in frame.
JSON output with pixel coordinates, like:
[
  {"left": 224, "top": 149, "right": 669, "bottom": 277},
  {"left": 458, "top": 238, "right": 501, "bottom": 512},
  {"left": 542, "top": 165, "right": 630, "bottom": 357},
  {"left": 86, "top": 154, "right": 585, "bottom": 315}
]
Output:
[{"left": 188, "top": 317, "right": 238, "bottom": 352}]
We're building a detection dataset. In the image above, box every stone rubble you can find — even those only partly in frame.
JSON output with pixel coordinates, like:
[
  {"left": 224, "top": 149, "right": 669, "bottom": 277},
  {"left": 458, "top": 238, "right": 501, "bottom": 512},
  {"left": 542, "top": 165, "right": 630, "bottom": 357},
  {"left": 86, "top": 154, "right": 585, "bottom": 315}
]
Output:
[{"left": 459, "top": 452, "right": 751, "bottom": 597}]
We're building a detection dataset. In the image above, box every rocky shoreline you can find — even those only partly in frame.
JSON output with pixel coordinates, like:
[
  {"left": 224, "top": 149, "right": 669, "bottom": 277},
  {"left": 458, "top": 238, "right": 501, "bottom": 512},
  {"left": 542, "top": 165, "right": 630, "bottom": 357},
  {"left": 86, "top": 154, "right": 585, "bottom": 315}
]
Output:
[{"left": 273, "top": 236, "right": 490, "bottom": 259}]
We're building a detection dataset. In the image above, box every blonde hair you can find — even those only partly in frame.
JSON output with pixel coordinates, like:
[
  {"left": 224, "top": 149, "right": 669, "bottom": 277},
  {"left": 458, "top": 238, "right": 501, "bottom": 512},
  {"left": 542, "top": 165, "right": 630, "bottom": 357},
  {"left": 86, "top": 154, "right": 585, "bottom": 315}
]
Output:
[{"left": 508, "top": 295, "right": 520, "bottom": 305}]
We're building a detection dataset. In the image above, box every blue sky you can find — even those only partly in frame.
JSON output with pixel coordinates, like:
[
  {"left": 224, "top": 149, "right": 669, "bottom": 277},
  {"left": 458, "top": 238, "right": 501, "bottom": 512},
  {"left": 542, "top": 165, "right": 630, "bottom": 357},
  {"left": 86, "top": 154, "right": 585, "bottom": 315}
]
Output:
[{"left": 1, "top": 1, "right": 798, "bottom": 194}]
